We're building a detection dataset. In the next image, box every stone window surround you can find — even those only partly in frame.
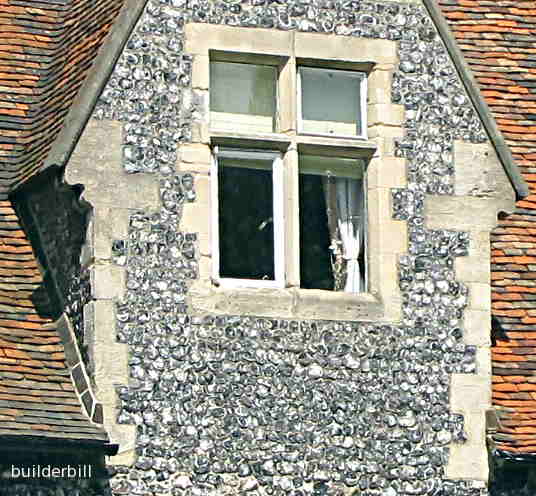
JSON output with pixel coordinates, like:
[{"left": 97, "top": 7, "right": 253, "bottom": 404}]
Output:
[{"left": 181, "top": 23, "right": 407, "bottom": 322}]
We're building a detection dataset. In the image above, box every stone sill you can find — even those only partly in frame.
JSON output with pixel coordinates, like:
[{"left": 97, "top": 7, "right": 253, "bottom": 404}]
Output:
[{"left": 188, "top": 282, "right": 384, "bottom": 321}]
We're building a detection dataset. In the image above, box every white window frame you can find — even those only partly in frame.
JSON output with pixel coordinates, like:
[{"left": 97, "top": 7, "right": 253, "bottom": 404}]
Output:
[
  {"left": 211, "top": 146, "right": 285, "bottom": 289},
  {"left": 209, "top": 60, "right": 279, "bottom": 134},
  {"left": 297, "top": 66, "right": 368, "bottom": 140}
]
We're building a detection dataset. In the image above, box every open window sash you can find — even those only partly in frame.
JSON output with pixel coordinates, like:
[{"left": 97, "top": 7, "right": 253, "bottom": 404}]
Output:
[{"left": 212, "top": 147, "right": 285, "bottom": 289}]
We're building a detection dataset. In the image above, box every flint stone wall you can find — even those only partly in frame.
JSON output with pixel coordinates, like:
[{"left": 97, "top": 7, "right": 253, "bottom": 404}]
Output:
[{"left": 66, "top": 0, "right": 514, "bottom": 494}]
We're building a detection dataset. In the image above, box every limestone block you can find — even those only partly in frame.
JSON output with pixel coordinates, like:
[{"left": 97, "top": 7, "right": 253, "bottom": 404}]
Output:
[
  {"left": 104, "top": 401, "right": 136, "bottom": 465},
  {"left": 181, "top": 174, "right": 211, "bottom": 256},
  {"left": 456, "top": 231, "right": 491, "bottom": 284},
  {"left": 454, "top": 140, "right": 516, "bottom": 204},
  {"left": 91, "top": 265, "right": 126, "bottom": 300},
  {"left": 191, "top": 120, "right": 210, "bottom": 144},
  {"left": 476, "top": 346, "right": 492, "bottom": 378},
  {"left": 367, "top": 125, "right": 404, "bottom": 158},
  {"left": 65, "top": 120, "right": 159, "bottom": 210},
  {"left": 193, "top": 89, "right": 210, "bottom": 122},
  {"left": 197, "top": 255, "right": 212, "bottom": 280},
  {"left": 367, "top": 188, "right": 407, "bottom": 255},
  {"left": 189, "top": 280, "right": 388, "bottom": 322},
  {"left": 278, "top": 58, "right": 297, "bottom": 133},
  {"left": 367, "top": 157, "right": 406, "bottom": 189},
  {"left": 66, "top": 119, "right": 159, "bottom": 211},
  {"left": 294, "top": 289, "right": 383, "bottom": 321},
  {"left": 224, "top": 288, "right": 295, "bottom": 317},
  {"left": 192, "top": 54, "right": 209, "bottom": 90},
  {"left": 467, "top": 282, "right": 491, "bottom": 312},
  {"left": 376, "top": 253, "right": 402, "bottom": 322},
  {"left": 85, "top": 301, "right": 135, "bottom": 463},
  {"left": 188, "top": 280, "right": 217, "bottom": 314},
  {"left": 446, "top": 443, "right": 488, "bottom": 482},
  {"left": 425, "top": 196, "right": 511, "bottom": 231},
  {"left": 88, "top": 301, "right": 129, "bottom": 386},
  {"left": 283, "top": 147, "right": 300, "bottom": 287},
  {"left": 367, "top": 103, "right": 404, "bottom": 127},
  {"left": 295, "top": 32, "right": 397, "bottom": 64},
  {"left": 367, "top": 69, "right": 393, "bottom": 105},
  {"left": 90, "top": 207, "right": 130, "bottom": 261},
  {"left": 447, "top": 373, "right": 490, "bottom": 481},
  {"left": 190, "top": 285, "right": 296, "bottom": 318},
  {"left": 383, "top": 295, "right": 403, "bottom": 323},
  {"left": 180, "top": 143, "right": 212, "bottom": 166},
  {"left": 463, "top": 309, "right": 491, "bottom": 347},
  {"left": 185, "top": 23, "right": 293, "bottom": 56},
  {"left": 451, "top": 374, "right": 491, "bottom": 414}
]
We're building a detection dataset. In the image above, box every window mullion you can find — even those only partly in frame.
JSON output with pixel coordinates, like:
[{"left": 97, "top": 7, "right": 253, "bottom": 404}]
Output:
[
  {"left": 277, "top": 57, "right": 297, "bottom": 133},
  {"left": 283, "top": 147, "right": 300, "bottom": 288}
]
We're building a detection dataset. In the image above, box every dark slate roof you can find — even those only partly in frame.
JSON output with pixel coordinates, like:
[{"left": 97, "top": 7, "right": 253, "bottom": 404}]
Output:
[
  {"left": 0, "top": 200, "right": 106, "bottom": 442},
  {"left": 0, "top": 0, "right": 125, "bottom": 198},
  {"left": 436, "top": 0, "right": 536, "bottom": 455}
]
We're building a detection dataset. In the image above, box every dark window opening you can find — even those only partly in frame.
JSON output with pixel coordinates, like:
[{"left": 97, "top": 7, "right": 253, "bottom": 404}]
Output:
[
  {"left": 299, "top": 173, "right": 335, "bottom": 290},
  {"left": 218, "top": 160, "right": 274, "bottom": 280}
]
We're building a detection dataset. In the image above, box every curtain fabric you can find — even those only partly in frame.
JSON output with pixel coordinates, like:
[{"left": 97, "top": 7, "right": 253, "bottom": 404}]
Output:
[
  {"left": 323, "top": 176, "right": 364, "bottom": 293},
  {"left": 336, "top": 177, "right": 364, "bottom": 293}
]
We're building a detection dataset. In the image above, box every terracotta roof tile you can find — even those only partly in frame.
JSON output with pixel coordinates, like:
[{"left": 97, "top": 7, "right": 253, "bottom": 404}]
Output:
[
  {"left": 0, "top": 0, "right": 138, "bottom": 448},
  {"left": 0, "top": 202, "right": 105, "bottom": 442},
  {"left": 0, "top": 0, "right": 125, "bottom": 198}
]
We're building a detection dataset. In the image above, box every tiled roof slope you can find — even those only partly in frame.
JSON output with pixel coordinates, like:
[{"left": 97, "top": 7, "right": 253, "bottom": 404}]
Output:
[
  {"left": 0, "top": 0, "right": 125, "bottom": 199},
  {"left": 437, "top": 0, "right": 536, "bottom": 454},
  {"left": 0, "top": 200, "right": 106, "bottom": 442}
]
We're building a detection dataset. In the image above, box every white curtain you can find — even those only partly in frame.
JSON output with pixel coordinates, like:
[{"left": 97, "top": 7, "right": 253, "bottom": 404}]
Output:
[{"left": 335, "top": 177, "right": 364, "bottom": 293}]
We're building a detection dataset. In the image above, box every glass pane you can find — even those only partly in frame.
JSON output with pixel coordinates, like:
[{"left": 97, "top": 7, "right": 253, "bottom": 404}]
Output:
[
  {"left": 299, "top": 155, "right": 366, "bottom": 292},
  {"left": 219, "top": 155, "right": 274, "bottom": 280},
  {"left": 210, "top": 62, "right": 277, "bottom": 133},
  {"left": 300, "top": 67, "right": 363, "bottom": 137}
]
